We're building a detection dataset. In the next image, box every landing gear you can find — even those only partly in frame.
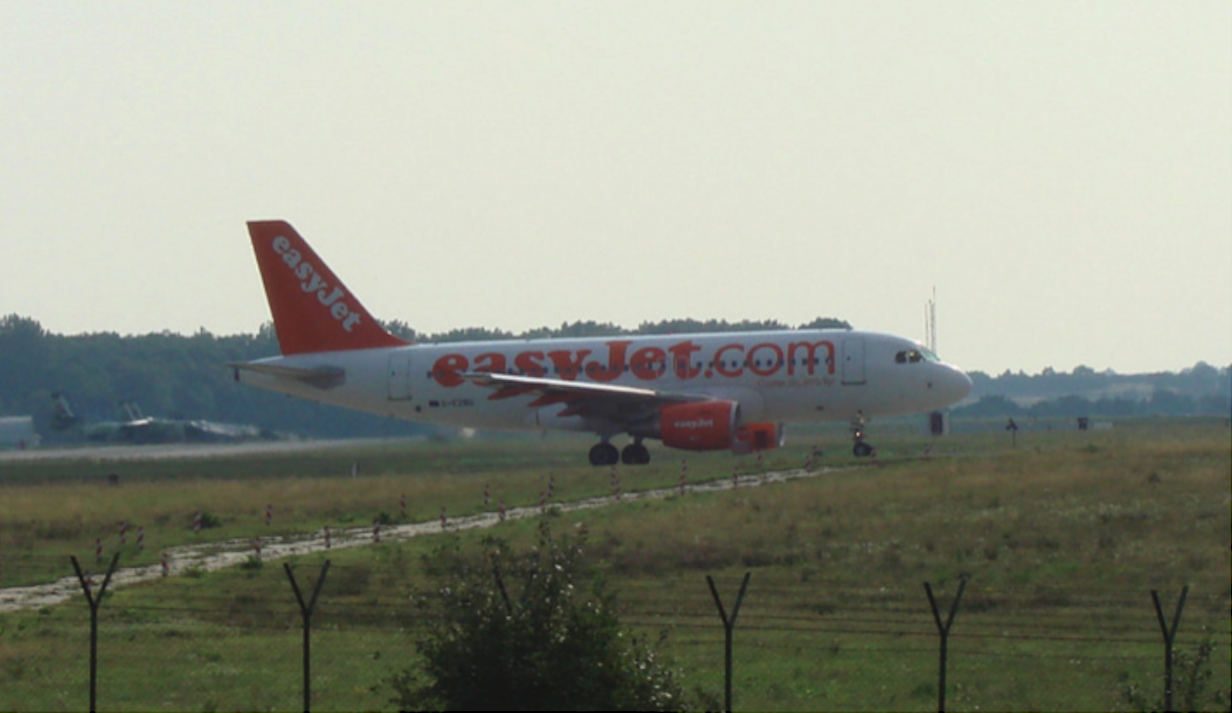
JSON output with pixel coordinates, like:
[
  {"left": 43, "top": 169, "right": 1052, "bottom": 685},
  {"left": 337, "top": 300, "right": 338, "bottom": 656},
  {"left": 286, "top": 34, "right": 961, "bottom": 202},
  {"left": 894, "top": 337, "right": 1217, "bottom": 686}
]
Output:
[
  {"left": 588, "top": 440, "right": 651, "bottom": 466},
  {"left": 851, "top": 412, "right": 875, "bottom": 458},
  {"left": 588, "top": 442, "right": 620, "bottom": 466},
  {"left": 621, "top": 441, "right": 651, "bottom": 465}
]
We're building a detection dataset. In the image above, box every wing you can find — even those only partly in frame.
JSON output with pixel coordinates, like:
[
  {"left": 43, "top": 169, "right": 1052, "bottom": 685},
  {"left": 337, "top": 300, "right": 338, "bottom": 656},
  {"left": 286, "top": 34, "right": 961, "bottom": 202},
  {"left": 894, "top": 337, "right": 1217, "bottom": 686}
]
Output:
[{"left": 461, "top": 371, "right": 712, "bottom": 424}]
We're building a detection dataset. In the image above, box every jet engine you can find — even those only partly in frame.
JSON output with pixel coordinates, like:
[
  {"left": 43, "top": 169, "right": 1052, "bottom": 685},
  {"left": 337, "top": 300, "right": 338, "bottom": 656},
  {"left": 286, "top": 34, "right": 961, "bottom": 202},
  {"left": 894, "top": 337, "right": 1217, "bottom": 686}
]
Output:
[
  {"left": 732, "top": 422, "right": 786, "bottom": 454},
  {"left": 658, "top": 401, "right": 783, "bottom": 453}
]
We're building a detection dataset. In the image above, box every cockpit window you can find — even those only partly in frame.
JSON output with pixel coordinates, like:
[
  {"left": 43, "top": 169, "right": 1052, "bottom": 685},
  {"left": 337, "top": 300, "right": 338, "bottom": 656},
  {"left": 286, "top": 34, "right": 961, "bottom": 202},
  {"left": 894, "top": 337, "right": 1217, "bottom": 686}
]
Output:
[{"left": 895, "top": 348, "right": 941, "bottom": 364}]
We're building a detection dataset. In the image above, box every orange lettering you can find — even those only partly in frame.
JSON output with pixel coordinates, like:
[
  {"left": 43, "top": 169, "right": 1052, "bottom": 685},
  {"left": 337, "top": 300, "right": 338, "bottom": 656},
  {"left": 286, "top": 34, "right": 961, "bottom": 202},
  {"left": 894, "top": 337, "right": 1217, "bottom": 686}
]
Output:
[
  {"left": 714, "top": 343, "right": 744, "bottom": 377},
  {"left": 432, "top": 353, "right": 468, "bottom": 387},
  {"left": 787, "top": 341, "right": 835, "bottom": 376},
  {"left": 748, "top": 343, "right": 784, "bottom": 377},
  {"left": 514, "top": 351, "right": 547, "bottom": 377},
  {"left": 547, "top": 349, "right": 592, "bottom": 381},
  {"left": 630, "top": 346, "right": 666, "bottom": 381},
  {"left": 587, "top": 340, "right": 631, "bottom": 383},
  {"left": 668, "top": 340, "right": 702, "bottom": 379},
  {"left": 473, "top": 352, "right": 507, "bottom": 374}
]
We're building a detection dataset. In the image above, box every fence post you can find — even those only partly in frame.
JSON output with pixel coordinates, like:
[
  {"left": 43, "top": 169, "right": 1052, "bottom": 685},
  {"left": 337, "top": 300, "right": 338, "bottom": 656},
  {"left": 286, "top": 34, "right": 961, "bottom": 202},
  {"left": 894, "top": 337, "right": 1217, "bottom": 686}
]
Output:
[
  {"left": 285, "top": 561, "right": 331, "bottom": 713},
  {"left": 1150, "top": 585, "right": 1189, "bottom": 713},
  {"left": 924, "top": 578, "right": 967, "bottom": 713},
  {"left": 707, "top": 571, "right": 751, "bottom": 713},
  {"left": 71, "top": 552, "right": 120, "bottom": 713}
]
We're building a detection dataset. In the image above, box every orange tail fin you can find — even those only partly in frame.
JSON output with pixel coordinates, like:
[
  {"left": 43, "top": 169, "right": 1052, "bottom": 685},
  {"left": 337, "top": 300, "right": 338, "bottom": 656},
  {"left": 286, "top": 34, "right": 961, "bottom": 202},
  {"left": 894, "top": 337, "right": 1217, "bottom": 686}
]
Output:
[{"left": 247, "top": 220, "right": 409, "bottom": 355}]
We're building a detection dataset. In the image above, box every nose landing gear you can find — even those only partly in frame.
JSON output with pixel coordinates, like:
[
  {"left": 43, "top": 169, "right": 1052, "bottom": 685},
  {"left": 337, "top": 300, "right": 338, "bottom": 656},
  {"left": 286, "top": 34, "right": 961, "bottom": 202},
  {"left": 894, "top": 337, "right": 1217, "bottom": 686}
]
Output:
[{"left": 851, "top": 413, "right": 875, "bottom": 458}]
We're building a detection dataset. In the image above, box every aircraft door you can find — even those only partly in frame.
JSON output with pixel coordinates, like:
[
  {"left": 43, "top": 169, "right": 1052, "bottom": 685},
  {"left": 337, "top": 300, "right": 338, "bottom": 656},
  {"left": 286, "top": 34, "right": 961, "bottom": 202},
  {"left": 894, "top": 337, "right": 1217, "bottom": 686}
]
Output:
[
  {"left": 388, "top": 351, "right": 415, "bottom": 401},
  {"left": 842, "top": 337, "right": 866, "bottom": 385}
]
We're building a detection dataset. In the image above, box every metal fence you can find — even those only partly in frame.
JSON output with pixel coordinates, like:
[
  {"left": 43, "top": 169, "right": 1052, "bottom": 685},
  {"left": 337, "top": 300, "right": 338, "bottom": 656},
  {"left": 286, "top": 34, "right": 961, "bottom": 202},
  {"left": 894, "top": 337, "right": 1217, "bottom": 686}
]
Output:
[{"left": 1, "top": 553, "right": 1228, "bottom": 712}]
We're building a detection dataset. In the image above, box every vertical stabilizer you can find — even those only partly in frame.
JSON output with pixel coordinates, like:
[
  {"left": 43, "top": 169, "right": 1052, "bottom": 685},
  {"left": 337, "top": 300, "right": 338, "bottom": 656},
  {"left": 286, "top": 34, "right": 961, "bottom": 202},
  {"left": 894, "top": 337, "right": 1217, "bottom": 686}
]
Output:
[{"left": 247, "top": 220, "right": 408, "bottom": 355}]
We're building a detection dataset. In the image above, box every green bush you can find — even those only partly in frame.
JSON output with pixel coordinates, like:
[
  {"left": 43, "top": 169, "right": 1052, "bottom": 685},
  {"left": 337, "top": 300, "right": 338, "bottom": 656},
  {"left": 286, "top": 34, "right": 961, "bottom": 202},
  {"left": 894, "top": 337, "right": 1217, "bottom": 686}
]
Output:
[
  {"left": 389, "top": 520, "right": 687, "bottom": 711},
  {"left": 1118, "top": 634, "right": 1230, "bottom": 712},
  {"left": 190, "top": 511, "right": 222, "bottom": 530}
]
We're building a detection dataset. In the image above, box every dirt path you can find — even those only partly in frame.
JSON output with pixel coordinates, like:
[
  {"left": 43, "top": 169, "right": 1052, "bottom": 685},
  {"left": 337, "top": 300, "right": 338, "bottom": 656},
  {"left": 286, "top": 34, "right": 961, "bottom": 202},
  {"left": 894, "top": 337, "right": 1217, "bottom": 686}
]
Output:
[
  {"left": 0, "top": 437, "right": 405, "bottom": 465},
  {"left": 0, "top": 465, "right": 836, "bottom": 614}
]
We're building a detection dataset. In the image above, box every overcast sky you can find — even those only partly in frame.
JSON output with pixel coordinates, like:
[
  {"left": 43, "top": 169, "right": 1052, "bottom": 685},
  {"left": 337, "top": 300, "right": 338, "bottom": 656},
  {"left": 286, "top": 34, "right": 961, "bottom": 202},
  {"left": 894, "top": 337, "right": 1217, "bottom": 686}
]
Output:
[{"left": 2, "top": 1, "right": 1229, "bottom": 375}]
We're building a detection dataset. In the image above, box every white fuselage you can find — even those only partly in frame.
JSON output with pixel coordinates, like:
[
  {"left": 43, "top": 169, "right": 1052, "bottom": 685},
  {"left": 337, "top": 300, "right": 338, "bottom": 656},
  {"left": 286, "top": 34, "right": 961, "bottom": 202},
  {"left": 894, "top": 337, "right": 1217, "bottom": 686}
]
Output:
[{"left": 237, "top": 329, "right": 972, "bottom": 434}]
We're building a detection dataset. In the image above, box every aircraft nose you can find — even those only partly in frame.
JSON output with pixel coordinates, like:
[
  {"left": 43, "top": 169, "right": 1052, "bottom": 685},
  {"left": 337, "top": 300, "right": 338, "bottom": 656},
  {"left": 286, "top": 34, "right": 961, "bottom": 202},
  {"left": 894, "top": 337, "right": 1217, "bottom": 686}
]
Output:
[
  {"left": 956, "top": 367, "right": 973, "bottom": 400},
  {"left": 945, "top": 365, "right": 973, "bottom": 403},
  {"left": 932, "top": 364, "right": 972, "bottom": 407}
]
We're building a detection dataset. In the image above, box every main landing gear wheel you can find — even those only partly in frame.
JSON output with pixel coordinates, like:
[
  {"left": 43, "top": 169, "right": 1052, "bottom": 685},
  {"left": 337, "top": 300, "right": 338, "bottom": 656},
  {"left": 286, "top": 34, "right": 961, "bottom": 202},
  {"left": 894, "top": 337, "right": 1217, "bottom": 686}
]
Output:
[
  {"left": 621, "top": 442, "right": 651, "bottom": 466},
  {"left": 588, "top": 442, "right": 620, "bottom": 466},
  {"left": 853, "top": 441, "right": 875, "bottom": 458}
]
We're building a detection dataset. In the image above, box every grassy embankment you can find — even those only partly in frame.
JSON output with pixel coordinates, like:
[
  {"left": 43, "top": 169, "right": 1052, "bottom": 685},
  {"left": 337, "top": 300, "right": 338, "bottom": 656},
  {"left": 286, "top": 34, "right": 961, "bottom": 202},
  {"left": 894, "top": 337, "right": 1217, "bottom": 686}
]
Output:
[{"left": 0, "top": 419, "right": 1228, "bottom": 710}]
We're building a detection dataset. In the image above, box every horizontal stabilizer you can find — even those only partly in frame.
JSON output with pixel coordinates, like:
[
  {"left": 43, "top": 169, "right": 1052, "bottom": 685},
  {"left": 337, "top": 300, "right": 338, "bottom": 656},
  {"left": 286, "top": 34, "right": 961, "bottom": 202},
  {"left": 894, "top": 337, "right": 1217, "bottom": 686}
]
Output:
[{"left": 231, "top": 362, "right": 346, "bottom": 390}]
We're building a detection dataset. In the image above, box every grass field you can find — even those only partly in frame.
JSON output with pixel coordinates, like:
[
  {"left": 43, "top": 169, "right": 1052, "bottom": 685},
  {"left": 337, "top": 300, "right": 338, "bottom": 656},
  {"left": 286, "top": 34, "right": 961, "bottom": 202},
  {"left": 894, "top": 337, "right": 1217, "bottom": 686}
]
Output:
[{"left": 0, "top": 419, "right": 1229, "bottom": 711}]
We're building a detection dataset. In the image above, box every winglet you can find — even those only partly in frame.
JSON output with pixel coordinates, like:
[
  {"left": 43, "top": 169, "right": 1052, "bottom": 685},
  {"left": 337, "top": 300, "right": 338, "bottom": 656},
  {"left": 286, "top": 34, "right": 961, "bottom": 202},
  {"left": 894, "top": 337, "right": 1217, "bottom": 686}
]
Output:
[{"left": 247, "top": 220, "right": 409, "bottom": 355}]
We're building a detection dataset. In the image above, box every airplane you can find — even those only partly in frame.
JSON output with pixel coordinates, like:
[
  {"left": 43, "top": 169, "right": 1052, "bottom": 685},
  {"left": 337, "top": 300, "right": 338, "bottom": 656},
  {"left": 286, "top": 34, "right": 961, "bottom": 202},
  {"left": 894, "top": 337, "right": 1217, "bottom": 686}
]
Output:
[
  {"left": 49, "top": 394, "right": 272, "bottom": 445},
  {"left": 233, "top": 220, "right": 972, "bottom": 465}
]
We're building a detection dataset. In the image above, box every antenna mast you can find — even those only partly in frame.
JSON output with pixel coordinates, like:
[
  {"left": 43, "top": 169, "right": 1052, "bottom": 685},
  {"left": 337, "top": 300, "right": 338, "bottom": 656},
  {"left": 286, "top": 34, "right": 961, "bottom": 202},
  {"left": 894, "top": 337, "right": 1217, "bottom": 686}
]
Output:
[{"left": 925, "top": 287, "right": 938, "bottom": 353}]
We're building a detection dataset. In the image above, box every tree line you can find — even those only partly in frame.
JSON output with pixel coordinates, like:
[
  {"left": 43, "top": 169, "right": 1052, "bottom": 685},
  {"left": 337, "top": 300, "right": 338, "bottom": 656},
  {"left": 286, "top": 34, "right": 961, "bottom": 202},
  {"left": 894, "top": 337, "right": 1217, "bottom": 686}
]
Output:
[
  {"left": 960, "top": 363, "right": 1231, "bottom": 419},
  {"left": 2, "top": 314, "right": 1226, "bottom": 442}
]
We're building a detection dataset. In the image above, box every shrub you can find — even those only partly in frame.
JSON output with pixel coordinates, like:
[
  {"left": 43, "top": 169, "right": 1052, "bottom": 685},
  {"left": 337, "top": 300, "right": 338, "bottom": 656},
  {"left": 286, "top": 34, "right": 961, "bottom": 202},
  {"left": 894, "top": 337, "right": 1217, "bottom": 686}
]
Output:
[
  {"left": 1117, "top": 633, "right": 1229, "bottom": 712},
  {"left": 190, "top": 511, "right": 222, "bottom": 530},
  {"left": 389, "top": 520, "right": 687, "bottom": 711}
]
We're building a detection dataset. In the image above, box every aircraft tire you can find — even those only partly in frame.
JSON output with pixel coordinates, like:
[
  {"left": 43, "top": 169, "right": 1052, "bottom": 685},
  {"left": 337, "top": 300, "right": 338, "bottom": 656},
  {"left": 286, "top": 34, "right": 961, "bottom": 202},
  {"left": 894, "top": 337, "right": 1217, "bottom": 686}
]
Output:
[
  {"left": 621, "top": 443, "right": 651, "bottom": 466},
  {"left": 589, "top": 442, "right": 620, "bottom": 466},
  {"left": 853, "top": 442, "right": 874, "bottom": 458}
]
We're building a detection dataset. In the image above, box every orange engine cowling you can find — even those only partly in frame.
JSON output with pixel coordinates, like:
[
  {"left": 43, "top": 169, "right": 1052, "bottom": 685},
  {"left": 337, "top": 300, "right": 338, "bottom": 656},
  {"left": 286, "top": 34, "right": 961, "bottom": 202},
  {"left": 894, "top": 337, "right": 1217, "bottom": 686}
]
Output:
[
  {"left": 732, "top": 422, "right": 786, "bottom": 454},
  {"left": 659, "top": 402, "right": 785, "bottom": 454},
  {"left": 659, "top": 401, "right": 738, "bottom": 451}
]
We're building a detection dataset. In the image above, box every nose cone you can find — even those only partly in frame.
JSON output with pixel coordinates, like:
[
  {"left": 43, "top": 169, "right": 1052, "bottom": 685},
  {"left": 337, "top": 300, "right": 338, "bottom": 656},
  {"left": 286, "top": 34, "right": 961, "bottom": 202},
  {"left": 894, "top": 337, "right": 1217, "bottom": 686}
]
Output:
[{"left": 934, "top": 364, "right": 973, "bottom": 408}]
